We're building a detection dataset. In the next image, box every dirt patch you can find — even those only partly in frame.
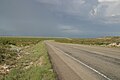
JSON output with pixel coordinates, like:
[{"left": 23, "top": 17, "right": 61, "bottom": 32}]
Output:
[{"left": 34, "top": 56, "right": 44, "bottom": 66}]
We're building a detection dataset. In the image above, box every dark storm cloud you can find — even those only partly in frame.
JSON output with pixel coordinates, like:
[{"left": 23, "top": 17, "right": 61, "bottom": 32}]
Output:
[{"left": 0, "top": 0, "right": 120, "bottom": 38}]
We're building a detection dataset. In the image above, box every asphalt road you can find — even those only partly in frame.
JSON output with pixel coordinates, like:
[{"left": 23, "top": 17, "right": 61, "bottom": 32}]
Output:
[{"left": 45, "top": 41, "right": 120, "bottom": 80}]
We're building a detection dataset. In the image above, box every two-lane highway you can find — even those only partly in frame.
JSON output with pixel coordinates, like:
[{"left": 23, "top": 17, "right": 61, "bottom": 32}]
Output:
[{"left": 45, "top": 41, "right": 120, "bottom": 80}]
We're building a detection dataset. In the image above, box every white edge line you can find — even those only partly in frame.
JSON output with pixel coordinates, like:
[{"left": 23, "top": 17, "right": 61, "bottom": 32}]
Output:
[
  {"left": 48, "top": 43, "right": 112, "bottom": 80},
  {"left": 64, "top": 53, "right": 112, "bottom": 80}
]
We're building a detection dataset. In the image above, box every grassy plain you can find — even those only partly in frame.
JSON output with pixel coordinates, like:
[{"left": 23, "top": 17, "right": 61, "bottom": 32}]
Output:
[
  {"left": 0, "top": 37, "right": 56, "bottom": 80},
  {"left": 55, "top": 36, "right": 120, "bottom": 47},
  {"left": 0, "top": 36, "right": 119, "bottom": 80}
]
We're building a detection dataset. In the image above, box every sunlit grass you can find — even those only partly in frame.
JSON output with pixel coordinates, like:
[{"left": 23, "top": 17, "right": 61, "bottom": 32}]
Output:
[{"left": 3, "top": 42, "right": 56, "bottom": 80}]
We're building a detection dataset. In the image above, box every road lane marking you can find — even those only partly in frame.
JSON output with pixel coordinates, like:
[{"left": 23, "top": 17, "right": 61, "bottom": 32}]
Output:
[
  {"left": 70, "top": 46, "right": 120, "bottom": 61},
  {"left": 63, "top": 53, "right": 112, "bottom": 80},
  {"left": 48, "top": 43, "right": 112, "bottom": 80}
]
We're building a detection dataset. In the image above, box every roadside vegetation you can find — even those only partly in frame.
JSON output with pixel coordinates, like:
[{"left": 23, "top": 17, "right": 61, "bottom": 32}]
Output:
[
  {"left": 55, "top": 36, "right": 120, "bottom": 47},
  {"left": 0, "top": 37, "right": 56, "bottom": 80},
  {"left": 0, "top": 36, "right": 119, "bottom": 79}
]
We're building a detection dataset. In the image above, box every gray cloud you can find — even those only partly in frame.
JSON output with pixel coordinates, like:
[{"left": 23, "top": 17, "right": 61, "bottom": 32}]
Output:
[
  {"left": 37, "top": 0, "right": 93, "bottom": 16},
  {"left": 0, "top": 0, "right": 120, "bottom": 38},
  {"left": 91, "top": 0, "right": 120, "bottom": 23},
  {"left": 58, "top": 25, "right": 82, "bottom": 34}
]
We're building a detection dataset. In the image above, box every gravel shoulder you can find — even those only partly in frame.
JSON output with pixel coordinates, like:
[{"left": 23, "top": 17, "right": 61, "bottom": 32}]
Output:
[{"left": 46, "top": 43, "right": 82, "bottom": 80}]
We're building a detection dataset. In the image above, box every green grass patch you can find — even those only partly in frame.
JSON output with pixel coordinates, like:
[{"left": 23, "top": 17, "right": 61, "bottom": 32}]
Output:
[{"left": 2, "top": 42, "right": 56, "bottom": 80}]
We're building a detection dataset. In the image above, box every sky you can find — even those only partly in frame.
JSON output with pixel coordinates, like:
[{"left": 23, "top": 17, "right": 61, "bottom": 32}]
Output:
[{"left": 0, "top": 0, "right": 120, "bottom": 38}]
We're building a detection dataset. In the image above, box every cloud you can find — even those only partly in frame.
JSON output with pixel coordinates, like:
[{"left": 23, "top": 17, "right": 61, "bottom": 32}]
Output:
[
  {"left": 36, "top": 0, "right": 93, "bottom": 16},
  {"left": 97, "top": 0, "right": 120, "bottom": 17},
  {"left": 0, "top": 0, "right": 120, "bottom": 37},
  {"left": 37, "top": 0, "right": 120, "bottom": 28},
  {"left": 37, "top": 0, "right": 120, "bottom": 24},
  {"left": 90, "top": 0, "right": 120, "bottom": 23},
  {"left": 59, "top": 25, "right": 81, "bottom": 34},
  {"left": 36, "top": 0, "right": 61, "bottom": 5},
  {"left": 98, "top": 0, "right": 119, "bottom": 2}
]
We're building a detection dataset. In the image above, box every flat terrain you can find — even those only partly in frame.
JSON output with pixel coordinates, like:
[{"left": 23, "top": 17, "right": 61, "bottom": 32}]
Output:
[
  {"left": 0, "top": 37, "right": 56, "bottom": 80},
  {"left": 45, "top": 41, "right": 120, "bottom": 80}
]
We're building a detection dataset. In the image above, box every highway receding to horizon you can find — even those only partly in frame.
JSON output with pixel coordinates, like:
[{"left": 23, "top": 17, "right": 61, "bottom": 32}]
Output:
[{"left": 45, "top": 41, "right": 120, "bottom": 80}]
